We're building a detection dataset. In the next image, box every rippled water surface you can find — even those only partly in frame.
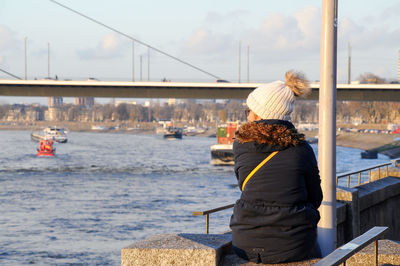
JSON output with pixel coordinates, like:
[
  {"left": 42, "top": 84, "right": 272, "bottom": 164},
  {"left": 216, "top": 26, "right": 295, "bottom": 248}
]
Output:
[{"left": 0, "top": 130, "right": 389, "bottom": 265}]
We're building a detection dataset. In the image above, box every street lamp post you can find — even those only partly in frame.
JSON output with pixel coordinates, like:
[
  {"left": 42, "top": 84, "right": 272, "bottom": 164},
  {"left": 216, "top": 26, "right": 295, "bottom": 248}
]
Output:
[{"left": 318, "top": 0, "right": 338, "bottom": 256}]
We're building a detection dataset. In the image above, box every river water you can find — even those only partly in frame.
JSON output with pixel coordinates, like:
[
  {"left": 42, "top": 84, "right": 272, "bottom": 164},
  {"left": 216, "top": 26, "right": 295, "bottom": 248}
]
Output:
[{"left": 0, "top": 130, "right": 390, "bottom": 265}]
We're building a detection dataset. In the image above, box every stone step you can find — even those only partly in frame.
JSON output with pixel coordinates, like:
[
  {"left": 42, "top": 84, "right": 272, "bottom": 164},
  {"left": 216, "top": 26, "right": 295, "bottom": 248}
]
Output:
[
  {"left": 122, "top": 235, "right": 400, "bottom": 266},
  {"left": 122, "top": 233, "right": 232, "bottom": 266}
]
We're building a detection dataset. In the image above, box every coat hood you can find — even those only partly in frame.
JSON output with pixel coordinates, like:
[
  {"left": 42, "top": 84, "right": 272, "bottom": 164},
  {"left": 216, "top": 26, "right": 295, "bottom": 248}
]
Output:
[{"left": 235, "top": 119, "right": 304, "bottom": 147}]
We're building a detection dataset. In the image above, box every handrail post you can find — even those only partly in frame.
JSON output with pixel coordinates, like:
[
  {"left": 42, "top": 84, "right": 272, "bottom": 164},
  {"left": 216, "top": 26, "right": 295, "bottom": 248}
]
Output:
[
  {"left": 192, "top": 204, "right": 235, "bottom": 234},
  {"left": 314, "top": 226, "right": 388, "bottom": 266},
  {"left": 206, "top": 214, "right": 209, "bottom": 234}
]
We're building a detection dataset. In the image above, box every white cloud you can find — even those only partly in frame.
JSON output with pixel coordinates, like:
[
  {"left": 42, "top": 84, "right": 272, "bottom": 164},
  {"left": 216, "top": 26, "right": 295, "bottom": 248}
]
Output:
[
  {"left": 239, "top": 7, "right": 322, "bottom": 63},
  {"left": 180, "top": 10, "right": 251, "bottom": 59},
  {"left": 180, "top": 5, "right": 400, "bottom": 68},
  {"left": 339, "top": 17, "right": 400, "bottom": 49},
  {"left": 180, "top": 7, "right": 322, "bottom": 63},
  {"left": 204, "top": 10, "right": 251, "bottom": 26},
  {"left": 0, "top": 25, "right": 20, "bottom": 52},
  {"left": 77, "top": 33, "right": 129, "bottom": 60},
  {"left": 182, "top": 29, "right": 234, "bottom": 56},
  {"left": 379, "top": 3, "right": 400, "bottom": 24}
]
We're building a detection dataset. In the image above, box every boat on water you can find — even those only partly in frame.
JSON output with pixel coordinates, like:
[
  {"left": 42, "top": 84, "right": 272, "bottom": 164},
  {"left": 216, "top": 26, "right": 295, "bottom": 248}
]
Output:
[
  {"left": 361, "top": 150, "right": 378, "bottom": 159},
  {"left": 163, "top": 127, "right": 183, "bottom": 139},
  {"left": 37, "top": 149, "right": 55, "bottom": 157},
  {"left": 210, "top": 143, "right": 234, "bottom": 165},
  {"left": 31, "top": 126, "right": 68, "bottom": 143},
  {"left": 210, "top": 122, "right": 237, "bottom": 165},
  {"left": 36, "top": 139, "right": 56, "bottom": 157}
]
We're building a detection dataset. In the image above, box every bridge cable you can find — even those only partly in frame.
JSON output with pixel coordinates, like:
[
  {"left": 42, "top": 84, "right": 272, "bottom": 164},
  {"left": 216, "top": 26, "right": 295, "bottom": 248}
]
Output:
[
  {"left": 49, "top": 0, "right": 222, "bottom": 80},
  {"left": 0, "top": 68, "right": 22, "bottom": 80}
]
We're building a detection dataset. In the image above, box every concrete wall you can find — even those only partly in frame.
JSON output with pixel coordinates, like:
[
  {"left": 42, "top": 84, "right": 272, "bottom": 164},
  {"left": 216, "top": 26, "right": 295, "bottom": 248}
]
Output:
[
  {"left": 122, "top": 176, "right": 400, "bottom": 265},
  {"left": 336, "top": 176, "right": 400, "bottom": 246}
]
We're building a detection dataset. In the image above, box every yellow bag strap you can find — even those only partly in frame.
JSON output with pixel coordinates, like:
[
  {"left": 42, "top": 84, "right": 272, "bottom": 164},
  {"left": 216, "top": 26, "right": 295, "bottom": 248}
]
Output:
[{"left": 241, "top": 151, "right": 279, "bottom": 191}]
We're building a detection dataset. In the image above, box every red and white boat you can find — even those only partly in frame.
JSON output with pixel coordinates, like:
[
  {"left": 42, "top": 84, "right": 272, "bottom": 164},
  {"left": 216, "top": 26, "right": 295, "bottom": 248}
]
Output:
[
  {"left": 36, "top": 140, "right": 56, "bottom": 157},
  {"left": 210, "top": 122, "right": 237, "bottom": 165}
]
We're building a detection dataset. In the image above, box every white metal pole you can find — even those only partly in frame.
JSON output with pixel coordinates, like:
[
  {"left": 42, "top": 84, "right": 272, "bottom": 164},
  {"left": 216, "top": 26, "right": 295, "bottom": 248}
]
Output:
[
  {"left": 140, "top": 55, "right": 143, "bottom": 81},
  {"left": 24, "top": 37, "right": 27, "bottom": 80},
  {"left": 48, "top": 42, "right": 50, "bottom": 78},
  {"left": 247, "top": 45, "right": 250, "bottom": 83},
  {"left": 147, "top": 46, "right": 150, "bottom": 81},
  {"left": 348, "top": 41, "right": 351, "bottom": 84},
  {"left": 132, "top": 40, "right": 135, "bottom": 82},
  {"left": 398, "top": 49, "right": 400, "bottom": 82},
  {"left": 238, "top": 40, "right": 241, "bottom": 83},
  {"left": 318, "top": 0, "right": 338, "bottom": 256}
]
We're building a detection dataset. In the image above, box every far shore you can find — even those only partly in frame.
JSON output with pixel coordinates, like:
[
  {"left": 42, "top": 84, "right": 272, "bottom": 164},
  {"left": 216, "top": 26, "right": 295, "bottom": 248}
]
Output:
[
  {"left": 1, "top": 122, "right": 399, "bottom": 152},
  {"left": 303, "top": 130, "right": 398, "bottom": 151}
]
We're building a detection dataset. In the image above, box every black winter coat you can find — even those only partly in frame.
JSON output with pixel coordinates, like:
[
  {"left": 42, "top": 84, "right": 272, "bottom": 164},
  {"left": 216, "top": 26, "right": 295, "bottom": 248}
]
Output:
[{"left": 229, "top": 120, "right": 322, "bottom": 263}]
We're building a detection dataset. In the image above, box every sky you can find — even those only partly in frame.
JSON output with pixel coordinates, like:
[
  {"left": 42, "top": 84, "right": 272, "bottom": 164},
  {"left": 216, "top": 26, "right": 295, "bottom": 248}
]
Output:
[{"left": 1, "top": 0, "right": 400, "bottom": 104}]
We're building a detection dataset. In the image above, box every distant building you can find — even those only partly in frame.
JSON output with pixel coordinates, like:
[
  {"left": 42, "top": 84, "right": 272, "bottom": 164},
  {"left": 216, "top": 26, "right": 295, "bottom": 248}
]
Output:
[
  {"left": 182, "top": 99, "right": 197, "bottom": 105},
  {"left": 48, "top": 96, "right": 63, "bottom": 107},
  {"left": 115, "top": 100, "right": 137, "bottom": 106},
  {"left": 48, "top": 97, "right": 63, "bottom": 121},
  {"left": 25, "top": 108, "right": 44, "bottom": 121},
  {"left": 168, "top": 98, "right": 176, "bottom": 106},
  {"left": 74, "top": 97, "right": 95, "bottom": 108}
]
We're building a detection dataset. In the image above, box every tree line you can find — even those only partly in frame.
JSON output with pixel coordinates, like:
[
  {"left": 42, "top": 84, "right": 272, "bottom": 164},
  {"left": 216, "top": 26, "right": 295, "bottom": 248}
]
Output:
[{"left": 1, "top": 99, "right": 400, "bottom": 126}]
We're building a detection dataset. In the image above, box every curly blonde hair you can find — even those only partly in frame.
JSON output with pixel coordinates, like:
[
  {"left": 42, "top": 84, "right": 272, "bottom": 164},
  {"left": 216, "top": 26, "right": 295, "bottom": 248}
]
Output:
[
  {"left": 235, "top": 122, "right": 305, "bottom": 146},
  {"left": 285, "top": 70, "right": 311, "bottom": 98}
]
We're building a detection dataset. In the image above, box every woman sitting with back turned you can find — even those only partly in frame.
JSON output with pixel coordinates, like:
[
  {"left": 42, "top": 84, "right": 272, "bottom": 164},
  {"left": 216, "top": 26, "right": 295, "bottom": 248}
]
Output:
[{"left": 230, "top": 70, "right": 323, "bottom": 264}]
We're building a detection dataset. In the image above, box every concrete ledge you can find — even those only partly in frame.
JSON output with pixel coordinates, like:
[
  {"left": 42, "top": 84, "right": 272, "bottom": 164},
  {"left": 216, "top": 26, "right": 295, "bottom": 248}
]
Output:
[
  {"left": 221, "top": 240, "right": 400, "bottom": 266},
  {"left": 357, "top": 177, "right": 400, "bottom": 211},
  {"left": 336, "top": 201, "right": 347, "bottom": 225},
  {"left": 220, "top": 255, "right": 320, "bottom": 265},
  {"left": 346, "top": 240, "right": 400, "bottom": 266},
  {"left": 121, "top": 234, "right": 400, "bottom": 266},
  {"left": 121, "top": 233, "right": 231, "bottom": 266}
]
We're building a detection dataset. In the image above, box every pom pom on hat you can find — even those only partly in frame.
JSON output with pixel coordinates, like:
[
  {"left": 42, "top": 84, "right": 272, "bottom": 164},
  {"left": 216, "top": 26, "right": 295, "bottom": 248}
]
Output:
[{"left": 246, "top": 70, "right": 310, "bottom": 120}]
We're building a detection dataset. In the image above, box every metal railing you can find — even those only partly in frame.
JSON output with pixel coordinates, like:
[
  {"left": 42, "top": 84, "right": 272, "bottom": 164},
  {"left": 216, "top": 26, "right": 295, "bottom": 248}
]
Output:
[
  {"left": 337, "top": 157, "right": 400, "bottom": 187},
  {"left": 192, "top": 204, "right": 234, "bottom": 234},
  {"left": 392, "top": 157, "right": 400, "bottom": 167},
  {"left": 314, "top": 226, "right": 388, "bottom": 266},
  {"left": 336, "top": 162, "right": 391, "bottom": 187},
  {"left": 193, "top": 158, "right": 400, "bottom": 233}
]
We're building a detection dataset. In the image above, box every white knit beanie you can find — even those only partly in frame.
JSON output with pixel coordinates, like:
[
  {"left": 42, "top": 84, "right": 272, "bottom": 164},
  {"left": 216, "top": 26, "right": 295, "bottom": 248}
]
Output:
[
  {"left": 246, "top": 81, "right": 294, "bottom": 120},
  {"left": 246, "top": 71, "right": 310, "bottom": 121}
]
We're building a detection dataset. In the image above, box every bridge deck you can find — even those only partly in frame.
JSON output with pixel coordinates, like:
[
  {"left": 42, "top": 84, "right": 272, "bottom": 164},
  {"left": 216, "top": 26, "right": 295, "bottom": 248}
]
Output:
[{"left": 1, "top": 80, "right": 400, "bottom": 100}]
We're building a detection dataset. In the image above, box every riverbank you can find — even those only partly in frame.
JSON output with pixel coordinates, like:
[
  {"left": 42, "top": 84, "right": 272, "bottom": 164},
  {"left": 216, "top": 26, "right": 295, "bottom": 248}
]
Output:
[
  {"left": 1, "top": 122, "right": 400, "bottom": 153},
  {"left": 305, "top": 131, "right": 400, "bottom": 158},
  {"left": 335, "top": 132, "right": 398, "bottom": 150}
]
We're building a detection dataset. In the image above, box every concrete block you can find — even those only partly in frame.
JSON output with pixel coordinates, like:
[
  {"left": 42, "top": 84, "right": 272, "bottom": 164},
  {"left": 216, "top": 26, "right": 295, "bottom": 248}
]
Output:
[
  {"left": 221, "top": 240, "right": 400, "bottom": 266},
  {"left": 345, "top": 240, "right": 400, "bottom": 266},
  {"left": 220, "top": 254, "right": 320, "bottom": 266},
  {"left": 121, "top": 233, "right": 232, "bottom": 266},
  {"left": 337, "top": 186, "right": 360, "bottom": 242},
  {"left": 357, "top": 177, "right": 400, "bottom": 241},
  {"left": 358, "top": 177, "right": 400, "bottom": 211}
]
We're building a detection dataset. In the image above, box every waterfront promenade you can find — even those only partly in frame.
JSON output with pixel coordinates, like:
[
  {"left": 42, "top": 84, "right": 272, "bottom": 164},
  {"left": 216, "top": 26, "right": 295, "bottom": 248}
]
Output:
[{"left": 122, "top": 169, "right": 400, "bottom": 265}]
